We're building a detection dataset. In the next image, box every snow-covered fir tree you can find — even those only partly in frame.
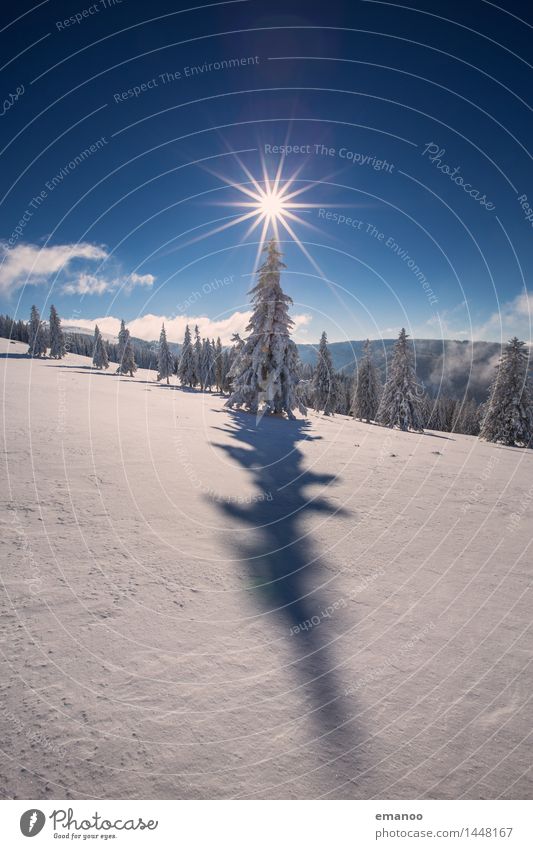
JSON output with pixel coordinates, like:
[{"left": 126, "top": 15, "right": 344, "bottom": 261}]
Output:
[
  {"left": 200, "top": 338, "right": 215, "bottom": 391},
  {"left": 221, "top": 347, "right": 232, "bottom": 392},
  {"left": 226, "top": 332, "right": 244, "bottom": 389},
  {"left": 230, "top": 331, "right": 244, "bottom": 353},
  {"left": 353, "top": 339, "right": 381, "bottom": 422},
  {"left": 121, "top": 337, "right": 137, "bottom": 376},
  {"left": 92, "top": 324, "right": 109, "bottom": 369},
  {"left": 480, "top": 337, "right": 533, "bottom": 447},
  {"left": 452, "top": 398, "right": 479, "bottom": 435},
  {"left": 219, "top": 333, "right": 243, "bottom": 394},
  {"left": 225, "top": 239, "right": 305, "bottom": 419},
  {"left": 49, "top": 305, "right": 66, "bottom": 359},
  {"left": 439, "top": 397, "right": 457, "bottom": 431},
  {"left": 116, "top": 319, "right": 137, "bottom": 376},
  {"left": 331, "top": 372, "right": 344, "bottom": 414},
  {"left": 27, "top": 305, "right": 47, "bottom": 357},
  {"left": 377, "top": 328, "right": 425, "bottom": 431},
  {"left": 117, "top": 319, "right": 128, "bottom": 365},
  {"left": 193, "top": 325, "right": 202, "bottom": 388},
  {"left": 214, "top": 337, "right": 223, "bottom": 392},
  {"left": 312, "top": 331, "right": 336, "bottom": 415},
  {"left": 298, "top": 361, "right": 315, "bottom": 409},
  {"left": 156, "top": 323, "right": 174, "bottom": 384},
  {"left": 335, "top": 372, "right": 353, "bottom": 415},
  {"left": 423, "top": 395, "right": 440, "bottom": 430},
  {"left": 177, "top": 324, "right": 196, "bottom": 387}
]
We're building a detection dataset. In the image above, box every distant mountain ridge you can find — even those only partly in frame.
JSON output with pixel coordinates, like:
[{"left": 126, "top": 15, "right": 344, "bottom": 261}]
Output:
[{"left": 298, "top": 338, "right": 503, "bottom": 401}]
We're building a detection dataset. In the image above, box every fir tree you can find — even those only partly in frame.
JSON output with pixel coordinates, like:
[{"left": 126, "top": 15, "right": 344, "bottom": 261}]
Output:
[
  {"left": 423, "top": 395, "right": 441, "bottom": 431},
  {"left": 200, "top": 337, "right": 215, "bottom": 391},
  {"left": 298, "top": 362, "right": 315, "bottom": 409},
  {"left": 178, "top": 324, "right": 196, "bottom": 388},
  {"left": 116, "top": 319, "right": 137, "bottom": 376},
  {"left": 92, "top": 325, "right": 109, "bottom": 369},
  {"left": 156, "top": 323, "right": 174, "bottom": 384},
  {"left": 221, "top": 333, "right": 243, "bottom": 394},
  {"left": 230, "top": 332, "right": 244, "bottom": 353},
  {"left": 452, "top": 397, "right": 479, "bottom": 435},
  {"left": 426, "top": 396, "right": 455, "bottom": 432},
  {"left": 440, "top": 397, "right": 457, "bottom": 431},
  {"left": 335, "top": 372, "right": 353, "bottom": 415},
  {"left": 331, "top": 372, "right": 343, "bottom": 414},
  {"left": 208, "top": 338, "right": 216, "bottom": 390},
  {"left": 353, "top": 339, "right": 381, "bottom": 422},
  {"left": 27, "top": 305, "right": 47, "bottom": 357},
  {"left": 225, "top": 239, "right": 305, "bottom": 419},
  {"left": 121, "top": 338, "right": 137, "bottom": 376},
  {"left": 377, "top": 328, "right": 425, "bottom": 431},
  {"left": 49, "top": 305, "right": 66, "bottom": 359},
  {"left": 214, "top": 337, "right": 223, "bottom": 392},
  {"left": 312, "top": 331, "right": 336, "bottom": 415},
  {"left": 480, "top": 337, "right": 533, "bottom": 447},
  {"left": 117, "top": 319, "right": 128, "bottom": 365},
  {"left": 193, "top": 325, "right": 202, "bottom": 389},
  {"left": 221, "top": 348, "right": 232, "bottom": 393}
]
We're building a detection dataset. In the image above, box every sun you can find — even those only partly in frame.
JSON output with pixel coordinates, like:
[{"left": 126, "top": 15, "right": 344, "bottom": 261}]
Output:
[
  {"left": 210, "top": 155, "right": 330, "bottom": 270},
  {"left": 180, "top": 152, "right": 334, "bottom": 273},
  {"left": 258, "top": 190, "right": 286, "bottom": 221},
  {"left": 172, "top": 150, "right": 347, "bottom": 310},
  {"left": 232, "top": 168, "right": 313, "bottom": 241}
]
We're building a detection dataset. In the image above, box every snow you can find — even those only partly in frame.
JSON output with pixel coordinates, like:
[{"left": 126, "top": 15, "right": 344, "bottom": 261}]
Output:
[
  {"left": 1, "top": 338, "right": 532, "bottom": 800},
  {"left": 62, "top": 324, "right": 118, "bottom": 343}
]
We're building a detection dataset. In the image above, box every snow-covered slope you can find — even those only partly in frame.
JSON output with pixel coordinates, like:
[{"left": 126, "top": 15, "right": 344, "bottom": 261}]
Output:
[
  {"left": 1, "top": 339, "right": 531, "bottom": 800},
  {"left": 61, "top": 324, "right": 118, "bottom": 343}
]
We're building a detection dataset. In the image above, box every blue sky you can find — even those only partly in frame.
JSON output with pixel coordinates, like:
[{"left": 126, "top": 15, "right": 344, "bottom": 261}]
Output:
[{"left": 1, "top": 0, "right": 532, "bottom": 344}]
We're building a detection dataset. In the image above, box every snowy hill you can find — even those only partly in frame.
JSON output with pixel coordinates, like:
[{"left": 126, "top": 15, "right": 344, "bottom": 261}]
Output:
[
  {"left": 62, "top": 324, "right": 118, "bottom": 343},
  {"left": 1, "top": 338, "right": 531, "bottom": 800}
]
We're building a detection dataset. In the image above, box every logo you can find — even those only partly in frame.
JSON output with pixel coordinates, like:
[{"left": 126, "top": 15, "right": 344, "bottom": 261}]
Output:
[{"left": 20, "top": 809, "right": 46, "bottom": 837}]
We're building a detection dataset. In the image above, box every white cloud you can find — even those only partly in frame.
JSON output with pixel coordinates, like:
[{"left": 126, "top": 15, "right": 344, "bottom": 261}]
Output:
[
  {"left": 0, "top": 241, "right": 156, "bottom": 297},
  {"left": 62, "top": 270, "right": 156, "bottom": 296},
  {"left": 71, "top": 311, "right": 313, "bottom": 345},
  {"left": 0, "top": 242, "right": 108, "bottom": 294},
  {"left": 127, "top": 272, "right": 155, "bottom": 289},
  {"left": 291, "top": 313, "right": 312, "bottom": 341},
  {"left": 63, "top": 274, "right": 110, "bottom": 296},
  {"left": 475, "top": 292, "right": 533, "bottom": 343},
  {"left": 421, "top": 293, "right": 533, "bottom": 343}
]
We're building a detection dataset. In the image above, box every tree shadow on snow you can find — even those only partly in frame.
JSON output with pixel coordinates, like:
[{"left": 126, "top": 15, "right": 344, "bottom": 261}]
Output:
[
  {"left": 54, "top": 367, "right": 139, "bottom": 381},
  {"left": 50, "top": 364, "right": 115, "bottom": 374},
  {"left": 211, "top": 409, "right": 361, "bottom": 791}
]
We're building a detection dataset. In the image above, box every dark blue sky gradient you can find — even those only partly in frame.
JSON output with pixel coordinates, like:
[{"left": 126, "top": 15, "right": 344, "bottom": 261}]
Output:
[{"left": 1, "top": 0, "right": 532, "bottom": 343}]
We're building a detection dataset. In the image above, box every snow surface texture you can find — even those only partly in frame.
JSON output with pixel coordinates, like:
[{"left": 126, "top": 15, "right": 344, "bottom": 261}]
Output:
[{"left": 1, "top": 339, "right": 532, "bottom": 800}]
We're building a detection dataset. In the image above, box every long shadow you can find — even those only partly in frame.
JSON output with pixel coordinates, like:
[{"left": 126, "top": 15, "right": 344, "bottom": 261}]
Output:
[
  {"left": 55, "top": 367, "right": 144, "bottom": 383},
  {"left": 0, "top": 352, "right": 32, "bottom": 359},
  {"left": 51, "top": 363, "right": 117, "bottom": 371},
  {"left": 422, "top": 431, "right": 456, "bottom": 441},
  {"left": 54, "top": 367, "right": 119, "bottom": 377},
  {"left": 211, "top": 410, "right": 359, "bottom": 785}
]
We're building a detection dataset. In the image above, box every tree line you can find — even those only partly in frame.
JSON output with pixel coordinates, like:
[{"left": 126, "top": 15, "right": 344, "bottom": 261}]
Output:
[
  {"left": 2, "top": 239, "right": 532, "bottom": 447},
  {"left": 1, "top": 309, "right": 164, "bottom": 370}
]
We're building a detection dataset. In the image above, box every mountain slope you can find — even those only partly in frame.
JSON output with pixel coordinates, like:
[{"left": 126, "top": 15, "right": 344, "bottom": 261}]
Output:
[{"left": 1, "top": 339, "right": 531, "bottom": 800}]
